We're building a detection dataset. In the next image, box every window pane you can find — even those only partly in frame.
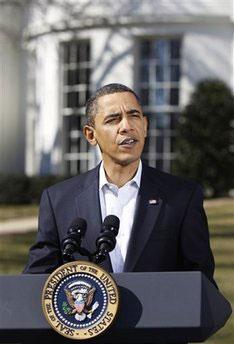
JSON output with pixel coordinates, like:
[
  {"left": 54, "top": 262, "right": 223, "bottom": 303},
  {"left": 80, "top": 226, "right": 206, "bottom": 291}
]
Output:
[
  {"left": 155, "top": 88, "right": 168, "bottom": 105},
  {"left": 140, "top": 64, "right": 149, "bottom": 83},
  {"left": 170, "top": 39, "right": 180, "bottom": 59},
  {"left": 67, "top": 92, "right": 78, "bottom": 108},
  {"left": 78, "top": 91, "right": 87, "bottom": 107},
  {"left": 67, "top": 69, "right": 76, "bottom": 85},
  {"left": 86, "top": 88, "right": 90, "bottom": 101},
  {"left": 156, "top": 136, "right": 164, "bottom": 154},
  {"left": 170, "top": 65, "right": 180, "bottom": 82},
  {"left": 148, "top": 115, "right": 157, "bottom": 130},
  {"left": 156, "top": 112, "right": 170, "bottom": 129},
  {"left": 140, "top": 88, "right": 149, "bottom": 106},
  {"left": 77, "top": 42, "right": 89, "bottom": 63},
  {"left": 156, "top": 159, "right": 163, "bottom": 170},
  {"left": 154, "top": 40, "right": 169, "bottom": 63},
  {"left": 140, "top": 40, "right": 151, "bottom": 59},
  {"left": 170, "top": 88, "right": 179, "bottom": 105},
  {"left": 79, "top": 69, "right": 86, "bottom": 84},
  {"left": 171, "top": 136, "right": 176, "bottom": 153},
  {"left": 70, "top": 43, "right": 77, "bottom": 63},
  {"left": 143, "top": 136, "right": 149, "bottom": 156},
  {"left": 63, "top": 43, "right": 70, "bottom": 64},
  {"left": 171, "top": 112, "right": 180, "bottom": 129},
  {"left": 86, "top": 68, "right": 91, "bottom": 84},
  {"left": 74, "top": 69, "right": 80, "bottom": 84},
  {"left": 156, "top": 65, "right": 164, "bottom": 81},
  {"left": 63, "top": 70, "right": 68, "bottom": 86}
]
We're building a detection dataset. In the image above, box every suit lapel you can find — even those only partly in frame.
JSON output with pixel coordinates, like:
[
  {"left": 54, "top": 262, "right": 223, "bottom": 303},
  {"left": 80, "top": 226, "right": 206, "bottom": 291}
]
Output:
[
  {"left": 75, "top": 166, "right": 112, "bottom": 272},
  {"left": 124, "top": 165, "right": 165, "bottom": 271}
]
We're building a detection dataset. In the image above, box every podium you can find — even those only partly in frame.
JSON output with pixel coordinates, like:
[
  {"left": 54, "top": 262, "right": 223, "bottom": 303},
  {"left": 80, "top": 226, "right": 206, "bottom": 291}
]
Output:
[{"left": 0, "top": 272, "right": 231, "bottom": 343}]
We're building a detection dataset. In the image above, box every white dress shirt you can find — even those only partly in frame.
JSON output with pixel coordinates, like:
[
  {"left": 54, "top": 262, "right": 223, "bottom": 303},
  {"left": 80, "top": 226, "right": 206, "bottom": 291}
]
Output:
[{"left": 99, "top": 161, "right": 142, "bottom": 273}]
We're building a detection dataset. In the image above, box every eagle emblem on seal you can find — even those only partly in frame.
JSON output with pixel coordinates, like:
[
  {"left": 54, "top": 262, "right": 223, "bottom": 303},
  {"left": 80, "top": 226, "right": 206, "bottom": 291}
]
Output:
[{"left": 63, "top": 281, "right": 99, "bottom": 321}]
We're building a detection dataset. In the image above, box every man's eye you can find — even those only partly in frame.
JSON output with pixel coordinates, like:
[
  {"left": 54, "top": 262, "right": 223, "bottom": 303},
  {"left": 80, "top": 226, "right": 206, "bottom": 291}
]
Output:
[{"left": 105, "top": 118, "right": 119, "bottom": 124}]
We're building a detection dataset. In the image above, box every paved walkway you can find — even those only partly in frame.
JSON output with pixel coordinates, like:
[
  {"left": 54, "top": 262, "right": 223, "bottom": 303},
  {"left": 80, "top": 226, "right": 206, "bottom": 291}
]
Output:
[{"left": 0, "top": 217, "right": 37, "bottom": 235}]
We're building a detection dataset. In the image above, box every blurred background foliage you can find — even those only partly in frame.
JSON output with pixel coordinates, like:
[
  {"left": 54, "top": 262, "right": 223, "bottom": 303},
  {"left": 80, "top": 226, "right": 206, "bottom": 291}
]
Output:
[
  {"left": 174, "top": 79, "right": 234, "bottom": 197},
  {"left": 0, "top": 175, "right": 67, "bottom": 204}
]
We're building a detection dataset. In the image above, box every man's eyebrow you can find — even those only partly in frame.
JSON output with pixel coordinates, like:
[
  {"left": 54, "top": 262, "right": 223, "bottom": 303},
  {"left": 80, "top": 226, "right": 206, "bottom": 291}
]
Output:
[
  {"left": 105, "top": 109, "right": 141, "bottom": 118},
  {"left": 104, "top": 112, "right": 121, "bottom": 120},
  {"left": 126, "top": 108, "right": 141, "bottom": 114}
]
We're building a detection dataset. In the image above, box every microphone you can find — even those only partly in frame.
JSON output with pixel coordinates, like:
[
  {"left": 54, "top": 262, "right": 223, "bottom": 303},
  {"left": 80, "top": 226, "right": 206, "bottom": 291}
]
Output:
[
  {"left": 62, "top": 218, "right": 87, "bottom": 262},
  {"left": 94, "top": 215, "right": 120, "bottom": 264}
]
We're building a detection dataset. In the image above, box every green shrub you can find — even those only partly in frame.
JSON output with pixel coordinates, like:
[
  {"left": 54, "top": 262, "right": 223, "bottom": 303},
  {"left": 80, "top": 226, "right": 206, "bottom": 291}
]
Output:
[
  {"left": 173, "top": 79, "right": 234, "bottom": 197},
  {"left": 0, "top": 175, "right": 67, "bottom": 204},
  {"left": 0, "top": 175, "right": 31, "bottom": 204}
]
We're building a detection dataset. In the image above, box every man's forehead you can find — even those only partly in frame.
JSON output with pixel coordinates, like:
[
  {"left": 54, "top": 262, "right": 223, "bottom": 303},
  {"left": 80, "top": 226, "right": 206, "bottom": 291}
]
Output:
[{"left": 96, "top": 92, "right": 141, "bottom": 113}]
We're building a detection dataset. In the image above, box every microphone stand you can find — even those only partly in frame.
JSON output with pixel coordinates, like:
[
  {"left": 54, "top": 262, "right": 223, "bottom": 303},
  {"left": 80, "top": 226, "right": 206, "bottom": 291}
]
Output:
[{"left": 63, "top": 215, "right": 119, "bottom": 264}]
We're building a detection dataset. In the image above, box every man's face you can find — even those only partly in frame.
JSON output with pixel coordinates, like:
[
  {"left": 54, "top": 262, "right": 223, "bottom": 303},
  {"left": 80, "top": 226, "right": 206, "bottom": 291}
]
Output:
[{"left": 84, "top": 92, "right": 147, "bottom": 167}]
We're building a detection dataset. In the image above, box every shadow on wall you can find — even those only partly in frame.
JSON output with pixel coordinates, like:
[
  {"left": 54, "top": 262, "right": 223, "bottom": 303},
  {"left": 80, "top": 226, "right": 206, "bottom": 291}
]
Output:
[
  {"left": 39, "top": 152, "right": 51, "bottom": 175},
  {"left": 184, "top": 28, "right": 232, "bottom": 87},
  {"left": 95, "top": 29, "right": 133, "bottom": 88},
  {"left": 39, "top": 128, "right": 62, "bottom": 175}
]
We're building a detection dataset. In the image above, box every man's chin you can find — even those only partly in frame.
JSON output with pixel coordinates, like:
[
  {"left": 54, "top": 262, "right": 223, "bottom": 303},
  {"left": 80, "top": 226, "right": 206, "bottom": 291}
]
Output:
[
  {"left": 113, "top": 156, "right": 141, "bottom": 167},
  {"left": 101, "top": 151, "right": 142, "bottom": 168}
]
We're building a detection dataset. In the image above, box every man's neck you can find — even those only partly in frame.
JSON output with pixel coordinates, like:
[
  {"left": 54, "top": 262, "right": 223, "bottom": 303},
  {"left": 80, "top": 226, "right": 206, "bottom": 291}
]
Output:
[{"left": 103, "top": 160, "right": 140, "bottom": 188}]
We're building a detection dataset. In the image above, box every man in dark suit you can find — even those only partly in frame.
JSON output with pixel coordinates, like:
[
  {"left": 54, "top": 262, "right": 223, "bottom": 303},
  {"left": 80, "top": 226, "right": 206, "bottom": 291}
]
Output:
[{"left": 24, "top": 83, "right": 216, "bottom": 287}]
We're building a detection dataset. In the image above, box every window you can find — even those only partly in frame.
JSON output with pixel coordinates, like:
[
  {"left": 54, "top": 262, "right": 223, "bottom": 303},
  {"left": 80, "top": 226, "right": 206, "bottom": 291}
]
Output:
[
  {"left": 138, "top": 38, "right": 181, "bottom": 172},
  {"left": 61, "top": 40, "right": 93, "bottom": 175}
]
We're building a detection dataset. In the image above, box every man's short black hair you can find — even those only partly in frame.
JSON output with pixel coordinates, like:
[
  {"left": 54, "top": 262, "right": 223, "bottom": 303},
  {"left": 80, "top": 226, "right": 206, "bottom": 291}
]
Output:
[{"left": 85, "top": 83, "right": 141, "bottom": 126}]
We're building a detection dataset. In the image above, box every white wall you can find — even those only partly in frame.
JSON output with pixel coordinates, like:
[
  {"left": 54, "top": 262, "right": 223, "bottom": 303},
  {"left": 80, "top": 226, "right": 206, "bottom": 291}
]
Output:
[
  {"left": 25, "top": 36, "right": 62, "bottom": 175},
  {"left": 27, "top": 0, "right": 233, "bottom": 34},
  {"left": 182, "top": 23, "right": 233, "bottom": 106},
  {"left": 0, "top": 2, "right": 27, "bottom": 174},
  {"left": 91, "top": 28, "right": 134, "bottom": 89}
]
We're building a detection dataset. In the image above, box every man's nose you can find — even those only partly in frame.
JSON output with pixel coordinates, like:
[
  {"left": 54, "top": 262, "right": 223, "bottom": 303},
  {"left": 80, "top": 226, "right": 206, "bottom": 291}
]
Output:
[{"left": 118, "top": 116, "right": 132, "bottom": 133}]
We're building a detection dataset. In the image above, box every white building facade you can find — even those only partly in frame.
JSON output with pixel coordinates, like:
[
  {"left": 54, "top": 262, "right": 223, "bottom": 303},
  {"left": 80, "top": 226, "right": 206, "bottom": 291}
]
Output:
[
  {"left": 0, "top": 0, "right": 28, "bottom": 174},
  {"left": 1, "top": 0, "right": 234, "bottom": 175}
]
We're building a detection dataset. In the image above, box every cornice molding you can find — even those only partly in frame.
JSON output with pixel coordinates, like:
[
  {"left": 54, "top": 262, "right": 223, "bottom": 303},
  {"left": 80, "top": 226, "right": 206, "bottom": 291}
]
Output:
[{"left": 24, "top": 14, "right": 234, "bottom": 41}]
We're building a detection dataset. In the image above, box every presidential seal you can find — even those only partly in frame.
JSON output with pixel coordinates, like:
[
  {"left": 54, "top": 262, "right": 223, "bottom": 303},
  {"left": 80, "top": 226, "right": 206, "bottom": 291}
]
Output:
[{"left": 42, "top": 261, "right": 119, "bottom": 340}]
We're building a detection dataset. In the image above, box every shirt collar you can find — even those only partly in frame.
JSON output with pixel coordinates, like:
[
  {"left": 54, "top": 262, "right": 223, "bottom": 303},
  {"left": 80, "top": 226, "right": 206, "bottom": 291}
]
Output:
[{"left": 99, "top": 160, "right": 142, "bottom": 191}]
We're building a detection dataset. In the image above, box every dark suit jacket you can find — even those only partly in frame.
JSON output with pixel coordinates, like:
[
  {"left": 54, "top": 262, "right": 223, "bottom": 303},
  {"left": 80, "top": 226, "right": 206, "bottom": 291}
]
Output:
[{"left": 23, "top": 163, "right": 216, "bottom": 286}]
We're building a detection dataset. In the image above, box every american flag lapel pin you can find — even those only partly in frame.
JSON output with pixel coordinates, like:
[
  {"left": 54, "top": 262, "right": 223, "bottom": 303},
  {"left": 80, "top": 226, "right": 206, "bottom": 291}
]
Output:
[{"left": 148, "top": 199, "right": 158, "bottom": 205}]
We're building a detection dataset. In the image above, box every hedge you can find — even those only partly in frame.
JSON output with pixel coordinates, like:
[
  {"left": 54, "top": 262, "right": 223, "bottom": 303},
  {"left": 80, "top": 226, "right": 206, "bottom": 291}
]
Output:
[{"left": 0, "top": 175, "right": 68, "bottom": 204}]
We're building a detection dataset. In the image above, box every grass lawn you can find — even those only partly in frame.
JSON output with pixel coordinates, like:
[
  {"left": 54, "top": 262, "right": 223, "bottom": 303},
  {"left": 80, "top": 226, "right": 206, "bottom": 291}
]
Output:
[
  {"left": 0, "top": 198, "right": 233, "bottom": 343},
  {"left": 0, "top": 204, "right": 38, "bottom": 221},
  {"left": 204, "top": 198, "right": 234, "bottom": 344},
  {"left": 0, "top": 231, "right": 36, "bottom": 273}
]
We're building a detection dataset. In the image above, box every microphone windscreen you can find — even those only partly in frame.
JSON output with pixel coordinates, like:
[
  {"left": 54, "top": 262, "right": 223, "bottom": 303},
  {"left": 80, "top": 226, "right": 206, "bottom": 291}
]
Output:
[
  {"left": 70, "top": 218, "right": 87, "bottom": 230},
  {"left": 103, "top": 215, "right": 120, "bottom": 230}
]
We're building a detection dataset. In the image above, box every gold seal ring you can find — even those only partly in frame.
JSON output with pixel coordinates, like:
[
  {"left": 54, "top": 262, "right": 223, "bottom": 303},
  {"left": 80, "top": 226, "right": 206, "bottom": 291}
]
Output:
[{"left": 42, "top": 261, "right": 119, "bottom": 340}]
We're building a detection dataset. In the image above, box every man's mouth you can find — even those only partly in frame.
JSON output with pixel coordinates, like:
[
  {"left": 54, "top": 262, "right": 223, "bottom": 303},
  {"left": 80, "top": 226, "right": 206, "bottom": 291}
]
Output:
[{"left": 118, "top": 138, "right": 138, "bottom": 146}]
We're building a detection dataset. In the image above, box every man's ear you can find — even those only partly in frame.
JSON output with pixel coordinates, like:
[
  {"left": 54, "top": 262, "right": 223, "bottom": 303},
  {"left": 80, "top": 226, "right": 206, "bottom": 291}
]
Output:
[
  {"left": 83, "top": 125, "right": 97, "bottom": 146},
  {"left": 143, "top": 116, "right": 148, "bottom": 138}
]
